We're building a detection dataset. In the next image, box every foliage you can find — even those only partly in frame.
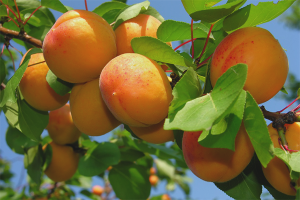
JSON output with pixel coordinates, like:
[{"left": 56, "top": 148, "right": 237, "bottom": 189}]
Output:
[{"left": 0, "top": 0, "right": 300, "bottom": 199}]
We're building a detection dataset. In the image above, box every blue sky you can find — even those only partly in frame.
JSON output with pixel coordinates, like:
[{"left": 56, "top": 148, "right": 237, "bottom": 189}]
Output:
[{"left": 0, "top": 0, "right": 299, "bottom": 199}]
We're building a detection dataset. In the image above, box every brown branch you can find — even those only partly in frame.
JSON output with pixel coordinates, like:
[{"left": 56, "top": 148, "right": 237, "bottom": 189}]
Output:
[
  {"left": 0, "top": 23, "right": 42, "bottom": 48},
  {"left": 0, "top": 82, "right": 5, "bottom": 90}
]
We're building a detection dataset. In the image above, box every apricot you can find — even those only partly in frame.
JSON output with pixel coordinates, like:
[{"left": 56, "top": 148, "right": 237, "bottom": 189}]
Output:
[
  {"left": 43, "top": 142, "right": 79, "bottom": 182},
  {"left": 99, "top": 53, "right": 173, "bottom": 127},
  {"left": 161, "top": 194, "right": 171, "bottom": 200},
  {"left": 92, "top": 185, "right": 104, "bottom": 196},
  {"left": 42, "top": 9, "right": 117, "bottom": 83},
  {"left": 129, "top": 119, "right": 174, "bottom": 144},
  {"left": 149, "top": 174, "right": 159, "bottom": 186},
  {"left": 69, "top": 78, "right": 121, "bottom": 136},
  {"left": 182, "top": 123, "right": 254, "bottom": 183},
  {"left": 210, "top": 27, "right": 288, "bottom": 104},
  {"left": 150, "top": 167, "right": 156, "bottom": 175},
  {"left": 19, "top": 52, "right": 69, "bottom": 111},
  {"left": 114, "top": 14, "right": 171, "bottom": 55},
  {"left": 46, "top": 103, "right": 81, "bottom": 145},
  {"left": 262, "top": 122, "right": 300, "bottom": 196}
]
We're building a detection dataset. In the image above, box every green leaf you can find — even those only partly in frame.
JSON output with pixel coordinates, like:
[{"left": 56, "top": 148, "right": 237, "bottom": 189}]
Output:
[
  {"left": 24, "top": 145, "right": 43, "bottom": 185},
  {"left": 46, "top": 70, "right": 73, "bottom": 96},
  {"left": 113, "top": 1, "right": 150, "bottom": 30},
  {"left": 0, "top": 5, "right": 7, "bottom": 16},
  {"left": 93, "top": 1, "right": 128, "bottom": 16},
  {"left": 157, "top": 20, "right": 213, "bottom": 43},
  {"left": 155, "top": 159, "right": 175, "bottom": 179},
  {"left": 0, "top": 48, "right": 42, "bottom": 107},
  {"left": 274, "top": 148, "right": 300, "bottom": 176},
  {"left": 140, "top": 6, "right": 164, "bottom": 22},
  {"left": 131, "top": 36, "right": 194, "bottom": 68},
  {"left": 78, "top": 141, "right": 120, "bottom": 177},
  {"left": 198, "top": 90, "right": 246, "bottom": 150},
  {"left": 243, "top": 92, "right": 274, "bottom": 168},
  {"left": 5, "top": 126, "right": 38, "bottom": 154},
  {"left": 168, "top": 67, "right": 202, "bottom": 119},
  {"left": 41, "top": 0, "right": 69, "bottom": 13},
  {"left": 164, "top": 64, "right": 247, "bottom": 131},
  {"left": 3, "top": 100, "right": 48, "bottom": 142},
  {"left": 223, "top": 1, "right": 296, "bottom": 32},
  {"left": 21, "top": 8, "right": 54, "bottom": 27},
  {"left": 189, "top": 0, "right": 246, "bottom": 23},
  {"left": 0, "top": 57, "right": 5, "bottom": 83},
  {"left": 215, "top": 155, "right": 262, "bottom": 199},
  {"left": 173, "top": 130, "right": 184, "bottom": 150},
  {"left": 109, "top": 162, "right": 151, "bottom": 199},
  {"left": 120, "top": 148, "right": 145, "bottom": 162},
  {"left": 181, "top": 0, "right": 222, "bottom": 15}
]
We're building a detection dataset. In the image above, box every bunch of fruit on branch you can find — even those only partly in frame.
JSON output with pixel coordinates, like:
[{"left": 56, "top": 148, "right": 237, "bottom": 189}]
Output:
[{"left": 7, "top": 1, "right": 300, "bottom": 199}]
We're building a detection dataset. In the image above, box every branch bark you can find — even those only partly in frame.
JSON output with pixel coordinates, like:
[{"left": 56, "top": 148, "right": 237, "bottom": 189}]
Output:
[{"left": 0, "top": 24, "right": 43, "bottom": 48}]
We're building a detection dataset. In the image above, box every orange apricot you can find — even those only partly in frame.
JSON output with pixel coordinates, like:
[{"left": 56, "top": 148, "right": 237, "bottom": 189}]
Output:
[
  {"left": 150, "top": 167, "right": 156, "bottom": 175},
  {"left": 43, "top": 10, "right": 117, "bottom": 83},
  {"left": 161, "top": 194, "right": 171, "bottom": 200},
  {"left": 129, "top": 119, "right": 174, "bottom": 144},
  {"left": 46, "top": 103, "right": 81, "bottom": 145},
  {"left": 149, "top": 174, "right": 159, "bottom": 186},
  {"left": 210, "top": 27, "right": 288, "bottom": 104},
  {"left": 43, "top": 142, "right": 79, "bottom": 182},
  {"left": 182, "top": 123, "right": 254, "bottom": 183},
  {"left": 19, "top": 52, "right": 69, "bottom": 111},
  {"left": 99, "top": 53, "right": 173, "bottom": 127},
  {"left": 69, "top": 78, "right": 121, "bottom": 136},
  {"left": 92, "top": 185, "right": 104, "bottom": 196},
  {"left": 114, "top": 14, "right": 171, "bottom": 55},
  {"left": 262, "top": 122, "right": 300, "bottom": 196}
]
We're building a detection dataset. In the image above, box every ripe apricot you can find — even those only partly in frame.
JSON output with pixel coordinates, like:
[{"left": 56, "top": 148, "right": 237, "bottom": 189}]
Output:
[
  {"left": 43, "top": 142, "right": 79, "bottom": 182},
  {"left": 114, "top": 14, "right": 171, "bottom": 55},
  {"left": 210, "top": 27, "right": 288, "bottom": 104},
  {"left": 161, "top": 194, "right": 171, "bottom": 200},
  {"left": 46, "top": 103, "right": 81, "bottom": 145},
  {"left": 182, "top": 123, "right": 254, "bottom": 183},
  {"left": 69, "top": 78, "right": 121, "bottom": 136},
  {"left": 129, "top": 119, "right": 174, "bottom": 144},
  {"left": 150, "top": 167, "right": 156, "bottom": 175},
  {"left": 19, "top": 52, "right": 69, "bottom": 111},
  {"left": 43, "top": 10, "right": 117, "bottom": 83},
  {"left": 149, "top": 174, "right": 159, "bottom": 186},
  {"left": 262, "top": 122, "right": 300, "bottom": 196},
  {"left": 92, "top": 185, "right": 104, "bottom": 196},
  {"left": 99, "top": 53, "right": 173, "bottom": 127}
]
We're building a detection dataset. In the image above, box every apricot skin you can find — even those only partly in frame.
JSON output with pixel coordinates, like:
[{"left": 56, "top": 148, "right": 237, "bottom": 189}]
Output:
[
  {"left": 42, "top": 10, "right": 117, "bottom": 83},
  {"left": 129, "top": 119, "right": 174, "bottom": 144},
  {"left": 99, "top": 53, "right": 173, "bottom": 127},
  {"left": 19, "top": 52, "right": 69, "bottom": 111},
  {"left": 43, "top": 142, "right": 79, "bottom": 182},
  {"left": 92, "top": 185, "right": 104, "bottom": 196},
  {"left": 182, "top": 124, "right": 254, "bottom": 183},
  {"left": 210, "top": 27, "right": 288, "bottom": 104},
  {"left": 115, "top": 14, "right": 171, "bottom": 55},
  {"left": 70, "top": 78, "right": 121, "bottom": 136},
  {"left": 46, "top": 103, "right": 81, "bottom": 145},
  {"left": 262, "top": 122, "right": 300, "bottom": 196}
]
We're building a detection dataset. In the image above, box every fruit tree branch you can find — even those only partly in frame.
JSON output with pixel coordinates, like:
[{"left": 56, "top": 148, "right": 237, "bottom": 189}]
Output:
[{"left": 0, "top": 24, "right": 42, "bottom": 48}]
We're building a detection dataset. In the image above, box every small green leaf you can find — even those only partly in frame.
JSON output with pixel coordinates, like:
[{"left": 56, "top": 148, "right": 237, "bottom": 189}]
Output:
[
  {"left": 5, "top": 126, "right": 38, "bottom": 154},
  {"left": 46, "top": 69, "right": 73, "bottom": 96},
  {"left": 164, "top": 64, "right": 247, "bottom": 131},
  {"left": 243, "top": 92, "right": 274, "bottom": 168},
  {"left": 274, "top": 148, "right": 300, "bottom": 176},
  {"left": 155, "top": 159, "right": 175, "bottom": 179},
  {"left": 24, "top": 145, "right": 43, "bottom": 185},
  {"left": 157, "top": 20, "right": 213, "bottom": 42},
  {"left": 132, "top": 36, "right": 194, "bottom": 68},
  {"left": 120, "top": 148, "right": 145, "bottom": 162},
  {"left": 109, "top": 162, "right": 151, "bottom": 199},
  {"left": 0, "top": 5, "right": 7, "bottom": 16},
  {"left": 0, "top": 57, "right": 6, "bottom": 83},
  {"left": 93, "top": 1, "right": 128, "bottom": 16},
  {"left": 140, "top": 6, "right": 164, "bottom": 22},
  {"left": 173, "top": 130, "right": 184, "bottom": 150},
  {"left": 280, "top": 86, "right": 288, "bottom": 94},
  {"left": 41, "top": 0, "right": 69, "bottom": 13},
  {"left": 198, "top": 90, "right": 246, "bottom": 150},
  {"left": 181, "top": 0, "right": 221, "bottom": 15},
  {"left": 223, "top": 1, "right": 296, "bottom": 32},
  {"left": 113, "top": 1, "right": 150, "bottom": 30},
  {"left": 78, "top": 141, "right": 120, "bottom": 177},
  {"left": 189, "top": 0, "right": 246, "bottom": 23}
]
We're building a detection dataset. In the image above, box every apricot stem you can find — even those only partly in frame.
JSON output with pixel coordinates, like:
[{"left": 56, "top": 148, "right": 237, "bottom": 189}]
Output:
[
  {"left": 197, "top": 54, "right": 213, "bottom": 69},
  {"left": 23, "top": 6, "right": 42, "bottom": 26},
  {"left": 278, "top": 97, "right": 299, "bottom": 113},
  {"left": 291, "top": 103, "right": 300, "bottom": 112},
  {"left": 195, "top": 23, "right": 214, "bottom": 65},
  {"left": 191, "top": 19, "right": 194, "bottom": 59},
  {"left": 14, "top": 0, "right": 21, "bottom": 23},
  {"left": 84, "top": 0, "right": 88, "bottom": 11},
  {"left": 173, "top": 38, "right": 197, "bottom": 51}
]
